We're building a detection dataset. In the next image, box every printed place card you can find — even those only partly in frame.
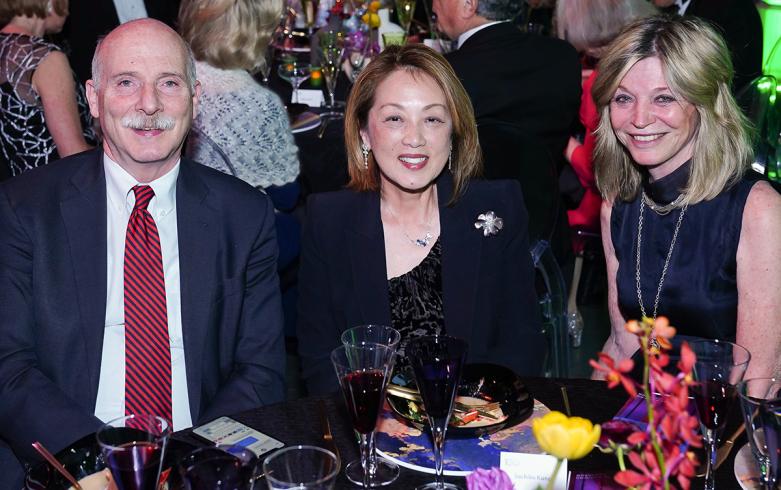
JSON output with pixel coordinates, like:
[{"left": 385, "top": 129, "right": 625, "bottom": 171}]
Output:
[
  {"left": 294, "top": 89, "right": 325, "bottom": 108},
  {"left": 500, "top": 452, "right": 568, "bottom": 490}
]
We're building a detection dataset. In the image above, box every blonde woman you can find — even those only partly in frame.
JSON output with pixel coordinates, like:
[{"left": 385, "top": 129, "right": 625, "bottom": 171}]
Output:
[
  {"left": 593, "top": 16, "right": 781, "bottom": 378},
  {"left": 178, "top": 0, "right": 299, "bottom": 190}
]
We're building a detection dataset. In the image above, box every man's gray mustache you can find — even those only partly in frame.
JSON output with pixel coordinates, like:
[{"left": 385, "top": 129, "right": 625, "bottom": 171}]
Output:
[{"left": 121, "top": 114, "right": 175, "bottom": 130}]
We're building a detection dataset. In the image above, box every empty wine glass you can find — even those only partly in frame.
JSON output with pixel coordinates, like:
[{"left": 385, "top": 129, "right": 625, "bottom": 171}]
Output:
[
  {"left": 318, "top": 32, "right": 345, "bottom": 118},
  {"left": 96, "top": 414, "right": 171, "bottom": 490},
  {"left": 406, "top": 335, "right": 468, "bottom": 490},
  {"left": 393, "top": 0, "right": 416, "bottom": 36},
  {"left": 258, "top": 43, "right": 277, "bottom": 86},
  {"left": 263, "top": 445, "right": 339, "bottom": 490},
  {"left": 331, "top": 343, "right": 396, "bottom": 487},
  {"left": 690, "top": 339, "right": 751, "bottom": 490},
  {"left": 278, "top": 62, "right": 312, "bottom": 104},
  {"left": 737, "top": 377, "right": 781, "bottom": 489},
  {"left": 302, "top": 0, "right": 319, "bottom": 35}
]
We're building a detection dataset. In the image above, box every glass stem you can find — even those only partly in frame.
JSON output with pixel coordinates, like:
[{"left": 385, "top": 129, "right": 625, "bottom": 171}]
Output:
[
  {"left": 368, "top": 430, "right": 378, "bottom": 476},
  {"left": 359, "top": 432, "right": 372, "bottom": 488},
  {"left": 703, "top": 428, "right": 716, "bottom": 490},
  {"left": 329, "top": 90, "right": 336, "bottom": 109},
  {"left": 430, "top": 416, "right": 448, "bottom": 488}
]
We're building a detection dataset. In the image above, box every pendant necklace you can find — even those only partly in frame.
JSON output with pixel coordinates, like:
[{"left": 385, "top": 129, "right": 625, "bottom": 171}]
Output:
[
  {"left": 384, "top": 203, "right": 436, "bottom": 248},
  {"left": 635, "top": 195, "right": 687, "bottom": 331}
]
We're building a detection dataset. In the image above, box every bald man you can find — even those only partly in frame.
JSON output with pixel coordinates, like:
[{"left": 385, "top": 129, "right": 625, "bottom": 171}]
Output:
[{"left": 0, "top": 19, "right": 285, "bottom": 486}]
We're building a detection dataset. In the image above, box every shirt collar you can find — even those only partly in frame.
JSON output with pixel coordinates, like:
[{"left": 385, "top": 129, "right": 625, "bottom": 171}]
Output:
[
  {"left": 103, "top": 152, "right": 180, "bottom": 215},
  {"left": 675, "top": 0, "right": 692, "bottom": 14},
  {"left": 456, "top": 20, "right": 506, "bottom": 50}
]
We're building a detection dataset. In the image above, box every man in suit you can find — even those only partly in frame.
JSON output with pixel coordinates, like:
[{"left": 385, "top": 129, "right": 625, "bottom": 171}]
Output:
[
  {"left": 433, "top": 0, "right": 581, "bottom": 262},
  {"left": 62, "top": 0, "right": 181, "bottom": 85},
  {"left": 0, "top": 19, "right": 285, "bottom": 487},
  {"left": 653, "top": 0, "right": 763, "bottom": 94}
]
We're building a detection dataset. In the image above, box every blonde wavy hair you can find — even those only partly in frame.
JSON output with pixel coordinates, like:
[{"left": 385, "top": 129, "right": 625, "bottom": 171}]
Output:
[
  {"left": 592, "top": 15, "right": 752, "bottom": 204},
  {"left": 344, "top": 44, "right": 482, "bottom": 204},
  {"left": 178, "top": 0, "right": 283, "bottom": 73}
]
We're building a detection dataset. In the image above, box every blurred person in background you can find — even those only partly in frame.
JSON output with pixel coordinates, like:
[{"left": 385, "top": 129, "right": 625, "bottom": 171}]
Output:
[
  {"left": 556, "top": 0, "right": 657, "bottom": 239},
  {"left": 593, "top": 16, "right": 781, "bottom": 379},
  {"left": 0, "top": 0, "right": 96, "bottom": 180}
]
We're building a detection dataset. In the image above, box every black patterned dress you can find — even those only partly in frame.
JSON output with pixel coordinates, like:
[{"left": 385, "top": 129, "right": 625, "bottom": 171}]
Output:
[
  {"left": 0, "top": 33, "right": 96, "bottom": 179},
  {"left": 388, "top": 239, "right": 445, "bottom": 368}
]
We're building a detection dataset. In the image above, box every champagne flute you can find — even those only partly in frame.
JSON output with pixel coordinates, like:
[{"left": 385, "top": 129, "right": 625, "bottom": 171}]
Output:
[
  {"left": 278, "top": 62, "right": 312, "bottom": 104},
  {"left": 302, "top": 0, "right": 319, "bottom": 35},
  {"left": 393, "top": 0, "right": 417, "bottom": 36},
  {"left": 341, "top": 325, "right": 402, "bottom": 486},
  {"left": 737, "top": 377, "right": 781, "bottom": 489},
  {"left": 258, "top": 42, "right": 277, "bottom": 86},
  {"left": 96, "top": 414, "right": 171, "bottom": 490},
  {"left": 318, "top": 32, "right": 345, "bottom": 118},
  {"left": 331, "top": 343, "right": 396, "bottom": 488},
  {"left": 690, "top": 339, "right": 751, "bottom": 490},
  {"left": 406, "top": 335, "right": 467, "bottom": 490}
]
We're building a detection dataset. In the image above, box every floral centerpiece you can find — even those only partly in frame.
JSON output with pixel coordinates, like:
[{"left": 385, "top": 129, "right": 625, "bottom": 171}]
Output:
[{"left": 590, "top": 317, "right": 702, "bottom": 489}]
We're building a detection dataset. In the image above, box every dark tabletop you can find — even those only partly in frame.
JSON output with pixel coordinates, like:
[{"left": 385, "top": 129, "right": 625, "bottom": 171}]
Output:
[{"left": 177, "top": 377, "right": 743, "bottom": 489}]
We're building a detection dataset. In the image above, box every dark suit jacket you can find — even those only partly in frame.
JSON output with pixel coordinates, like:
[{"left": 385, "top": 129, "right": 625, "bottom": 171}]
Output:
[
  {"left": 0, "top": 149, "right": 285, "bottom": 487},
  {"left": 444, "top": 22, "right": 581, "bottom": 261},
  {"left": 686, "top": 0, "right": 763, "bottom": 95},
  {"left": 61, "top": 0, "right": 182, "bottom": 85},
  {"left": 296, "top": 174, "right": 545, "bottom": 395}
]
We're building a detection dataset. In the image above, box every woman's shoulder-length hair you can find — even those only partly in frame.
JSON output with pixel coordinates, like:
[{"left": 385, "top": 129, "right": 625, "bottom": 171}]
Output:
[
  {"left": 592, "top": 15, "right": 753, "bottom": 205},
  {"left": 178, "top": 0, "right": 283, "bottom": 73},
  {"left": 0, "top": 0, "right": 67, "bottom": 25},
  {"left": 344, "top": 44, "right": 482, "bottom": 204}
]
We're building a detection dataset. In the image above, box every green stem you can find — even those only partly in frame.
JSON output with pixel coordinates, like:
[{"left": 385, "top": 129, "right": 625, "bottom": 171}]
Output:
[
  {"left": 641, "top": 333, "right": 669, "bottom": 490},
  {"left": 617, "top": 445, "right": 626, "bottom": 471},
  {"left": 545, "top": 459, "right": 563, "bottom": 490}
]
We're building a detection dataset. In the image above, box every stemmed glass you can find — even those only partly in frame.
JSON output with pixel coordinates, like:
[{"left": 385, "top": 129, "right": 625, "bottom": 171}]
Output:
[
  {"left": 690, "top": 339, "right": 751, "bottom": 490},
  {"left": 258, "top": 43, "right": 277, "bottom": 86},
  {"left": 393, "top": 0, "right": 416, "bottom": 37},
  {"left": 96, "top": 414, "right": 171, "bottom": 490},
  {"left": 302, "top": 0, "right": 319, "bottom": 35},
  {"left": 318, "top": 31, "right": 345, "bottom": 118},
  {"left": 278, "top": 62, "right": 312, "bottom": 104},
  {"left": 180, "top": 445, "right": 258, "bottom": 489},
  {"left": 331, "top": 343, "right": 396, "bottom": 488},
  {"left": 737, "top": 377, "right": 781, "bottom": 489},
  {"left": 341, "top": 325, "right": 402, "bottom": 486},
  {"left": 406, "top": 335, "right": 468, "bottom": 490}
]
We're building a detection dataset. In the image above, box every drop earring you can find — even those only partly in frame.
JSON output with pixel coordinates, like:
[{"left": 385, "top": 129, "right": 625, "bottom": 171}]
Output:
[
  {"left": 361, "top": 143, "right": 369, "bottom": 170},
  {"left": 448, "top": 146, "right": 452, "bottom": 171}
]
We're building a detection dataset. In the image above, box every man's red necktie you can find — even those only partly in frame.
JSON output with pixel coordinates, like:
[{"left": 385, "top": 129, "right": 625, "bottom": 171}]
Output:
[{"left": 124, "top": 185, "right": 172, "bottom": 423}]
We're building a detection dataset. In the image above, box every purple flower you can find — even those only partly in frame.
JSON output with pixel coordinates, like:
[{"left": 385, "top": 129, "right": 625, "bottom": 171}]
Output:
[{"left": 466, "top": 467, "right": 515, "bottom": 490}]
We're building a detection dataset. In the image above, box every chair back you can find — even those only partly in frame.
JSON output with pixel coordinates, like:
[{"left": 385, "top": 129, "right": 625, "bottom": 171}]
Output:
[{"left": 530, "top": 239, "right": 570, "bottom": 377}]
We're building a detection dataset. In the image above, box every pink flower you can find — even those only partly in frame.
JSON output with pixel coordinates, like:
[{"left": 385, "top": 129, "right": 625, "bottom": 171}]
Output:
[
  {"left": 590, "top": 353, "right": 637, "bottom": 397},
  {"left": 466, "top": 467, "right": 514, "bottom": 490}
]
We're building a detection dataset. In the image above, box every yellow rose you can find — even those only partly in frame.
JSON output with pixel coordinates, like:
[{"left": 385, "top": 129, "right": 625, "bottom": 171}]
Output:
[
  {"left": 361, "top": 12, "right": 380, "bottom": 27},
  {"left": 532, "top": 411, "right": 600, "bottom": 460},
  {"left": 368, "top": 0, "right": 381, "bottom": 11}
]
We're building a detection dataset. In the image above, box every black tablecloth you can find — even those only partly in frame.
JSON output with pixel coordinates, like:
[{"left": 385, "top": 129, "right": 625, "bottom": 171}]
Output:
[{"left": 178, "top": 377, "right": 743, "bottom": 489}]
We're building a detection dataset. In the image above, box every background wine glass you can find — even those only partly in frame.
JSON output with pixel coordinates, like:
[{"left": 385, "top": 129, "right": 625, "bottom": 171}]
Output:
[
  {"left": 393, "top": 0, "right": 416, "bottom": 36},
  {"left": 180, "top": 445, "right": 258, "bottom": 490},
  {"left": 341, "top": 325, "right": 401, "bottom": 486},
  {"left": 690, "top": 339, "right": 751, "bottom": 490},
  {"left": 263, "top": 445, "right": 339, "bottom": 490},
  {"left": 302, "top": 0, "right": 319, "bottom": 35},
  {"left": 258, "top": 42, "right": 277, "bottom": 86},
  {"left": 318, "top": 32, "right": 345, "bottom": 118},
  {"left": 406, "top": 335, "right": 468, "bottom": 490},
  {"left": 737, "top": 377, "right": 781, "bottom": 489},
  {"left": 331, "top": 343, "right": 396, "bottom": 487},
  {"left": 96, "top": 414, "right": 171, "bottom": 490},
  {"left": 277, "top": 62, "right": 312, "bottom": 104}
]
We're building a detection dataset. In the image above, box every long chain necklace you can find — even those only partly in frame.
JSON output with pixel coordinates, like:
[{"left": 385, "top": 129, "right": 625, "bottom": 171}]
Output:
[
  {"left": 384, "top": 203, "right": 436, "bottom": 248},
  {"left": 635, "top": 197, "right": 687, "bottom": 321}
]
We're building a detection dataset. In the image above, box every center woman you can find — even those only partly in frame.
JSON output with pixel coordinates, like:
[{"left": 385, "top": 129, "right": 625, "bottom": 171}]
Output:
[{"left": 297, "top": 45, "right": 545, "bottom": 395}]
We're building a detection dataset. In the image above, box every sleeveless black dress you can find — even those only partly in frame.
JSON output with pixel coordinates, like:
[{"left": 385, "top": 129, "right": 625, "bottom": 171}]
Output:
[
  {"left": 388, "top": 239, "right": 445, "bottom": 365},
  {"left": 612, "top": 162, "right": 760, "bottom": 341}
]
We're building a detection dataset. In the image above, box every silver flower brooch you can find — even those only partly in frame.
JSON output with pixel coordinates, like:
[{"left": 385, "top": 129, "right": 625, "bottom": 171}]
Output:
[{"left": 474, "top": 211, "right": 503, "bottom": 236}]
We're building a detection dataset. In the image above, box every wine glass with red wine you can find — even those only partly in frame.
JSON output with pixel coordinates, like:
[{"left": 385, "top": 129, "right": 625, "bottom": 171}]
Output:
[
  {"left": 406, "top": 335, "right": 468, "bottom": 490},
  {"left": 331, "top": 342, "right": 396, "bottom": 487},
  {"left": 690, "top": 339, "right": 751, "bottom": 490},
  {"left": 96, "top": 414, "right": 171, "bottom": 490}
]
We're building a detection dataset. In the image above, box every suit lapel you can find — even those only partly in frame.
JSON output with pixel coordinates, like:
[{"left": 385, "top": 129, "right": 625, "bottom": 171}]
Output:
[
  {"left": 439, "top": 175, "right": 481, "bottom": 341},
  {"left": 347, "top": 192, "right": 392, "bottom": 325},
  {"left": 60, "top": 151, "right": 108, "bottom": 398},
  {"left": 175, "top": 161, "right": 217, "bottom": 419}
]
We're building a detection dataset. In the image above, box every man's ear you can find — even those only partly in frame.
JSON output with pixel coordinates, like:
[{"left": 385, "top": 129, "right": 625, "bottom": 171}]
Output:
[
  {"left": 462, "top": 0, "right": 478, "bottom": 17},
  {"left": 85, "top": 80, "right": 100, "bottom": 119}
]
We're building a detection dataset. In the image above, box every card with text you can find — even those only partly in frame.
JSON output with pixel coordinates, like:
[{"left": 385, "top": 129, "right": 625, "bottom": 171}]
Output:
[
  {"left": 500, "top": 452, "right": 568, "bottom": 490},
  {"left": 294, "top": 89, "right": 325, "bottom": 108}
]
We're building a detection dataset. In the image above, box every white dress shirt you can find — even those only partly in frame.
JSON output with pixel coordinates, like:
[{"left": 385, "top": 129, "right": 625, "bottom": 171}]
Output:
[
  {"left": 456, "top": 20, "right": 506, "bottom": 49},
  {"left": 675, "top": 0, "right": 692, "bottom": 14},
  {"left": 112, "top": 0, "right": 148, "bottom": 24},
  {"left": 95, "top": 154, "right": 192, "bottom": 430}
]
